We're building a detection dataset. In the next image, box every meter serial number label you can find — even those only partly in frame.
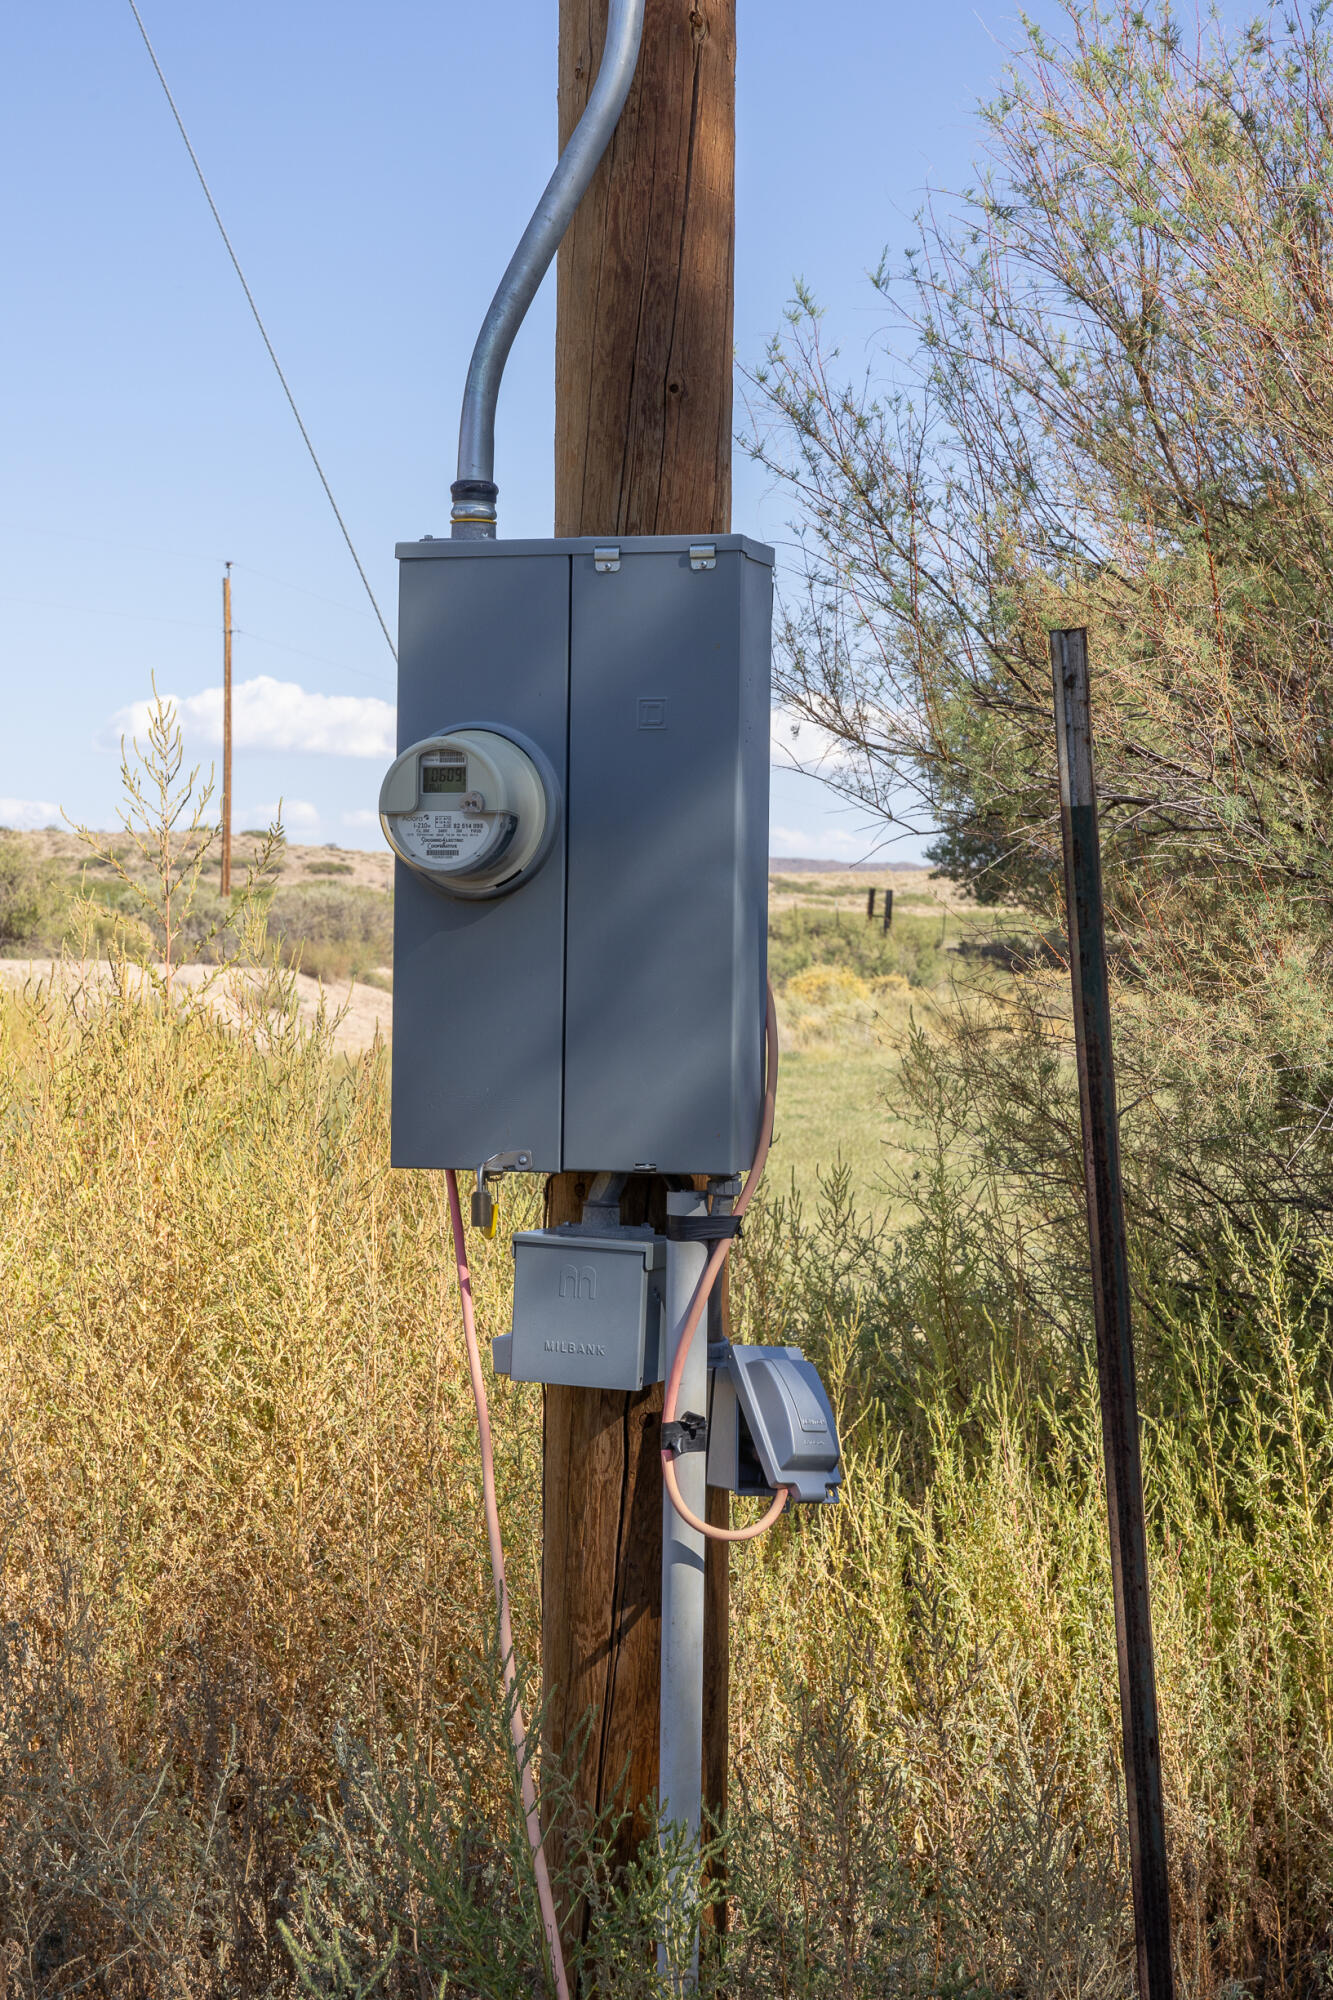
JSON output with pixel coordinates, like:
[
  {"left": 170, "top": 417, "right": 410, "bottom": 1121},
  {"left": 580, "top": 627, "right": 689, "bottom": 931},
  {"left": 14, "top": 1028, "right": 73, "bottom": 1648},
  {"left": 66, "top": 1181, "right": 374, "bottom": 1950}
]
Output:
[{"left": 397, "top": 809, "right": 518, "bottom": 875}]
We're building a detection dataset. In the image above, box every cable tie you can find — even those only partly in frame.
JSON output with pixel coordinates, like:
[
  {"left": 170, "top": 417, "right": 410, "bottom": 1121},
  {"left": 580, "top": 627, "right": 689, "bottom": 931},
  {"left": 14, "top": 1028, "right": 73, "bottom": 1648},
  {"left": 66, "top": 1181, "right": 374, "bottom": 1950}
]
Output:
[
  {"left": 661, "top": 1412, "right": 708, "bottom": 1457},
  {"left": 663, "top": 1213, "right": 742, "bottom": 1243}
]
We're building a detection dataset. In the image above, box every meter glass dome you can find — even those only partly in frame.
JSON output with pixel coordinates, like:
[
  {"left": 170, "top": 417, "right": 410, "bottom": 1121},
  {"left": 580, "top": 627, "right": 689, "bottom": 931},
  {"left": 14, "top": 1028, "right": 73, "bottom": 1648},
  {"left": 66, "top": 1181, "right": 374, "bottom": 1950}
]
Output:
[{"left": 379, "top": 727, "right": 554, "bottom": 898}]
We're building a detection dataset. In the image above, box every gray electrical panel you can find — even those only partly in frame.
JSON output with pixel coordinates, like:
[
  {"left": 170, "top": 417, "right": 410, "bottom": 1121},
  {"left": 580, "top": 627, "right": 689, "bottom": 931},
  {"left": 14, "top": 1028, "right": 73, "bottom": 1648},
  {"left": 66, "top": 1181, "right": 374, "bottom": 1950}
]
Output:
[{"left": 390, "top": 534, "right": 773, "bottom": 1176}]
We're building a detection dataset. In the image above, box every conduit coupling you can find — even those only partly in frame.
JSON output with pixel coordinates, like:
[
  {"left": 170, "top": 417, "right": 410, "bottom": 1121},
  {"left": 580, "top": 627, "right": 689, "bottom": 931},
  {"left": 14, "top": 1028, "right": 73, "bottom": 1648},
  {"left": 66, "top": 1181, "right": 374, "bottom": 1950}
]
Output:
[{"left": 451, "top": 0, "right": 646, "bottom": 539}]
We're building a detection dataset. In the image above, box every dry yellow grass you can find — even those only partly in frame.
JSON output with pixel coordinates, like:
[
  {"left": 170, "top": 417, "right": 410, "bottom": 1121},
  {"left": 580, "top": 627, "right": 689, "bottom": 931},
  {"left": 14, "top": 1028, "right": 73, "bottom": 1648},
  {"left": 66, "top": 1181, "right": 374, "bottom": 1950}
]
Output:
[
  {"left": 2, "top": 702, "right": 1325, "bottom": 1995},
  {"left": 1, "top": 974, "right": 1331, "bottom": 1996},
  {"left": 0, "top": 978, "right": 542, "bottom": 1788}
]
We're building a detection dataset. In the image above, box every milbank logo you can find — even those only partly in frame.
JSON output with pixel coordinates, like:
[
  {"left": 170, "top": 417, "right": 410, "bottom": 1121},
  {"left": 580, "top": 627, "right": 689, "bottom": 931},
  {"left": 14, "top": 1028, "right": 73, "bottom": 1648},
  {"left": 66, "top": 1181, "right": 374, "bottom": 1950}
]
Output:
[
  {"left": 558, "top": 1264, "right": 598, "bottom": 1301},
  {"left": 545, "top": 1339, "right": 608, "bottom": 1357}
]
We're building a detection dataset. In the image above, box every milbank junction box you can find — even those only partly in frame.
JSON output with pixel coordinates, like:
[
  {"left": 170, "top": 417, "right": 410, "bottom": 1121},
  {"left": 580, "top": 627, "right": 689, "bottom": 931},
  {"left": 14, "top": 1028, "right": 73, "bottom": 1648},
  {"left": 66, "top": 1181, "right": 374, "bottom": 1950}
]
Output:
[{"left": 388, "top": 534, "right": 774, "bottom": 1177}]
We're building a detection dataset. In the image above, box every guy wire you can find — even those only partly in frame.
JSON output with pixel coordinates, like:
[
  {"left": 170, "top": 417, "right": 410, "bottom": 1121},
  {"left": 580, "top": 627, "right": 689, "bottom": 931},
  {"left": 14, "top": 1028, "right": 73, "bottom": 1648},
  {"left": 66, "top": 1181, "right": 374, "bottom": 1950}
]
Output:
[{"left": 124, "top": 0, "right": 397, "bottom": 664}]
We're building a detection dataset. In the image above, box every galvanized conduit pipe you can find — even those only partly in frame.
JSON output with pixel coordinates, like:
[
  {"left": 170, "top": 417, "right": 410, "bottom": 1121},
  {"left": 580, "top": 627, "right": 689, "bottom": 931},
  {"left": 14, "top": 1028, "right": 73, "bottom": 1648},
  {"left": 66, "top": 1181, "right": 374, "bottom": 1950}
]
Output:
[
  {"left": 451, "top": 0, "right": 647, "bottom": 539},
  {"left": 659, "top": 1192, "right": 710, "bottom": 1991}
]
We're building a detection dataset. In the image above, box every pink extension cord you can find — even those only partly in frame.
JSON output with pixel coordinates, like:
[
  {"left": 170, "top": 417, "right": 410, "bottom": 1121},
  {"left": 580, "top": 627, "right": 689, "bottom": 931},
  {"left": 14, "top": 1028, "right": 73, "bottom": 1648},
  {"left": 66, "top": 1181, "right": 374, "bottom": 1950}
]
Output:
[
  {"left": 443, "top": 987, "right": 785, "bottom": 1997},
  {"left": 444, "top": 1168, "right": 571, "bottom": 2000}
]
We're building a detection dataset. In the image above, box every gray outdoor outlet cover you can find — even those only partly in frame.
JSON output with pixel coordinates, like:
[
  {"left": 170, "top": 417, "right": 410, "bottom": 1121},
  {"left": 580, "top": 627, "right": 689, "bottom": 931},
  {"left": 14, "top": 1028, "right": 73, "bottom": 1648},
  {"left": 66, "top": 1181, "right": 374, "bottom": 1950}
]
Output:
[{"left": 709, "top": 1344, "right": 842, "bottom": 1504}]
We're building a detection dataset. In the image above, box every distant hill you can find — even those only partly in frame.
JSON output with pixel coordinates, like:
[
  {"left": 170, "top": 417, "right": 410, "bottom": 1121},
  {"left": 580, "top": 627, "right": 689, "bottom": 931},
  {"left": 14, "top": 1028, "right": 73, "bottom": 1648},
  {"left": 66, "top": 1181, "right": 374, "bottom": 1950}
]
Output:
[{"left": 769, "top": 857, "right": 936, "bottom": 876}]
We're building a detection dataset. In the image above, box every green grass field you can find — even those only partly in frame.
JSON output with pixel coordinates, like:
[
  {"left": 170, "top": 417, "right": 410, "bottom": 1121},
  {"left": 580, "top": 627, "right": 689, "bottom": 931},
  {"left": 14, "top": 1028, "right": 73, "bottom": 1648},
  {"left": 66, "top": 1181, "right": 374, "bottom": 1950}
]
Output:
[
  {"left": 763, "top": 903, "right": 1018, "bottom": 1216},
  {"left": 768, "top": 1042, "right": 913, "bottom": 1216}
]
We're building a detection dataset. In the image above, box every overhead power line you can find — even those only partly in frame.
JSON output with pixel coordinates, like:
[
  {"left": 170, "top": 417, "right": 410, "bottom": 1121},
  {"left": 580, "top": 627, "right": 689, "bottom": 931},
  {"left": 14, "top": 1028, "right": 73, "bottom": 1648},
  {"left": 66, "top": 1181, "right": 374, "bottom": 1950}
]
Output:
[{"left": 123, "top": 0, "right": 397, "bottom": 664}]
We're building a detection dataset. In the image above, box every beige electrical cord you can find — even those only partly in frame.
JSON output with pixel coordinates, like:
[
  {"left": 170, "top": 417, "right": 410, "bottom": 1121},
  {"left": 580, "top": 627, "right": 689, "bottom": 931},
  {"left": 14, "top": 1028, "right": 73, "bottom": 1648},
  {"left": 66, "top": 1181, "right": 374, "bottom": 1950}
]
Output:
[{"left": 660, "top": 986, "right": 793, "bottom": 1542}]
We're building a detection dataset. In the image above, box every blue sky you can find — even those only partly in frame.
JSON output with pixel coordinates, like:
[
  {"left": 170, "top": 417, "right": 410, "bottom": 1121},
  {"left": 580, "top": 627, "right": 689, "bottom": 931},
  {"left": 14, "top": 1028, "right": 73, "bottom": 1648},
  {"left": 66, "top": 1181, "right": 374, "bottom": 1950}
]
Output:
[{"left": 1, "top": 0, "right": 1066, "bottom": 859}]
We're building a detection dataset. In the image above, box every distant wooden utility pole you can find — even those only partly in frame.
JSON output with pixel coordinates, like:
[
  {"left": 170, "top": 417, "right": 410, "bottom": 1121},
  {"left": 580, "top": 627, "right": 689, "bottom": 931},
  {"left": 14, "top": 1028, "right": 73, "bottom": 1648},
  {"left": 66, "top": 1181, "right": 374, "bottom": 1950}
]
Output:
[
  {"left": 545, "top": 0, "right": 737, "bottom": 1960},
  {"left": 221, "top": 562, "right": 233, "bottom": 897}
]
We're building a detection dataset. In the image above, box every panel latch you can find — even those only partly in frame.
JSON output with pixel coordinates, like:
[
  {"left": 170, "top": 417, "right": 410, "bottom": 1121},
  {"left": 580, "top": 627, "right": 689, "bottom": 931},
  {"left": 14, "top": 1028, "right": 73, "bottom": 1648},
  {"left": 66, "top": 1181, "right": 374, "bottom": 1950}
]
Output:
[{"left": 471, "top": 1149, "right": 534, "bottom": 1236}]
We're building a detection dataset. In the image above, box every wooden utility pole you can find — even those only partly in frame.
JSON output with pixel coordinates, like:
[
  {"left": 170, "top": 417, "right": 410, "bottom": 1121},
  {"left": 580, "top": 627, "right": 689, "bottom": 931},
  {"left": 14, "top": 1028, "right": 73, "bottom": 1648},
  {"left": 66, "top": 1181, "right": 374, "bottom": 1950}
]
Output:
[
  {"left": 221, "top": 562, "right": 233, "bottom": 897},
  {"left": 545, "top": 0, "right": 737, "bottom": 1957}
]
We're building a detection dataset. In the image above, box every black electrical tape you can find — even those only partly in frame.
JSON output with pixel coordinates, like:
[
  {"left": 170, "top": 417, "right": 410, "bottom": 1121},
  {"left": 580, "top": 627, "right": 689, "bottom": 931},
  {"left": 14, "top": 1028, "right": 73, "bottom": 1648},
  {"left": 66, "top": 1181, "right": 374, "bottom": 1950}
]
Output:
[
  {"left": 449, "top": 477, "right": 498, "bottom": 505},
  {"left": 664, "top": 1213, "right": 742, "bottom": 1243},
  {"left": 662, "top": 1412, "right": 708, "bottom": 1456}
]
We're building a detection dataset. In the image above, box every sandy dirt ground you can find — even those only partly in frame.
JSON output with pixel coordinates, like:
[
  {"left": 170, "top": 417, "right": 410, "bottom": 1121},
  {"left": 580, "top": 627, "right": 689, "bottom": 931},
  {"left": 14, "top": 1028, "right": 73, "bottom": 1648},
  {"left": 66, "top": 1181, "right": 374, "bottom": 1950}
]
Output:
[{"left": 0, "top": 959, "right": 393, "bottom": 1057}]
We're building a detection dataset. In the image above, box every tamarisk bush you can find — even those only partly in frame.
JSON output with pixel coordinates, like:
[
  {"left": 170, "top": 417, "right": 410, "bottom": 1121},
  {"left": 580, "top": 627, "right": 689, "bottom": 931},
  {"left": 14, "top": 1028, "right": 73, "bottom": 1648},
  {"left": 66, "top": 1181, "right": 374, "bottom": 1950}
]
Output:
[{"left": 747, "top": 0, "right": 1333, "bottom": 1305}]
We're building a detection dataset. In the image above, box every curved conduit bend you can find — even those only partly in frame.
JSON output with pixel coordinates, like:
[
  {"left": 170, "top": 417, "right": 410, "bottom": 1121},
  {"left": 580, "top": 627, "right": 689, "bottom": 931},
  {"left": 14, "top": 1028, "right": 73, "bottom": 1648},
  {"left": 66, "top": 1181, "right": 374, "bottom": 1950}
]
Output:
[{"left": 450, "top": 0, "right": 647, "bottom": 538}]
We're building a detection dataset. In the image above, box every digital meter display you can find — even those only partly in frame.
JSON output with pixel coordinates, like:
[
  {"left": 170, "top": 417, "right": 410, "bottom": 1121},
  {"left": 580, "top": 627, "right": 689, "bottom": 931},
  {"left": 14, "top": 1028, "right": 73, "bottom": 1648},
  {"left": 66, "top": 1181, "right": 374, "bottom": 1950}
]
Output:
[{"left": 422, "top": 761, "right": 467, "bottom": 794}]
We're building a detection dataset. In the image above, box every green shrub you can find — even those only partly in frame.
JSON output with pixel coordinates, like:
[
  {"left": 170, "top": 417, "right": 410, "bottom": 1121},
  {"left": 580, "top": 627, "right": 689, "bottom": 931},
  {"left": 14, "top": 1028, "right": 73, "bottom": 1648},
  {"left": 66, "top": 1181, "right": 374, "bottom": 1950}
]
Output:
[
  {"left": 769, "top": 906, "right": 946, "bottom": 989},
  {"left": 265, "top": 881, "right": 393, "bottom": 983},
  {"left": 0, "top": 838, "right": 68, "bottom": 953},
  {"left": 750, "top": 0, "right": 1333, "bottom": 1314}
]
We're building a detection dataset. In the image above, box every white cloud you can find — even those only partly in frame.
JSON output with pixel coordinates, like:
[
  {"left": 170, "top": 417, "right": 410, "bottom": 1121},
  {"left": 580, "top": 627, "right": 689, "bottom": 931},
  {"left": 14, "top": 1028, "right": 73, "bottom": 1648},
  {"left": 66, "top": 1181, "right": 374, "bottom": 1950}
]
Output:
[
  {"left": 244, "top": 799, "right": 321, "bottom": 834},
  {"left": 770, "top": 704, "right": 847, "bottom": 773},
  {"left": 102, "top": 677, "right": 395, "bottom": 759},
  {"left": 769, "top": 823, "right": 869, "bottom": 860},
  {"left": 340, "top": 808, "right": 379, "bottom": 830},
  {"left": 0, "top": 798, "right": 60, "bottom": 831}
]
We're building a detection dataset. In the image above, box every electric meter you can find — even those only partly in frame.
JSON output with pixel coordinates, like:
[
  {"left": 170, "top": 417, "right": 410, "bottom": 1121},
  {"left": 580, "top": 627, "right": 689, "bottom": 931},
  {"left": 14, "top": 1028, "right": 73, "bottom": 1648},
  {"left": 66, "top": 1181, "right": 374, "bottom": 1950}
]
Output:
[{"left": 379, "top": 725, "right": 556, "bottom": 897}]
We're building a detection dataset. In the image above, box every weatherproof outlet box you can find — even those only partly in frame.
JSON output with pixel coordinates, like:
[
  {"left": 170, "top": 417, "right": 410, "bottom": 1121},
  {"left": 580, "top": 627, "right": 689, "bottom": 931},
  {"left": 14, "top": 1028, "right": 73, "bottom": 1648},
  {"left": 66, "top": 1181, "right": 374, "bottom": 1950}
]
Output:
[
  {"left": 706, "top": 1368, "right": 775, "bottom": 1499},
  {"left": 390, "top": 534, "right": 773, "bottom": 1176},
  {"left": 707, "top": 1344, "right": 842, "bottom": 1505},
  {"left": 494, "top": 1226, "right": 666, "bottom": 1391}
]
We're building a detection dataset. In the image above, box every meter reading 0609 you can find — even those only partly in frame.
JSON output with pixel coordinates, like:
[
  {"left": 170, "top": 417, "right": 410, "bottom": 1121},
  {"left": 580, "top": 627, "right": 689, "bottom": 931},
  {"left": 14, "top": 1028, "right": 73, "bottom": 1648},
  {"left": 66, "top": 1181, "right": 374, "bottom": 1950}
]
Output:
[
  {"left": 379, "top": 726, "right": 556, "bottom": 898},
  {"left": 421, "top": 759, "right": 467, "bottom": 794}
]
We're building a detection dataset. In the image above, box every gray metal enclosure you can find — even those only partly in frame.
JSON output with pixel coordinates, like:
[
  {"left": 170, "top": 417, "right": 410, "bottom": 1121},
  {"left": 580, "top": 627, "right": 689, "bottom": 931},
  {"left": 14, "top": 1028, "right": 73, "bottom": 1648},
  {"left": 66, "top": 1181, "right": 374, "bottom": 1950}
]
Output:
[{"left": 390, "top": 533, "right": 773, "bottom": 1177}]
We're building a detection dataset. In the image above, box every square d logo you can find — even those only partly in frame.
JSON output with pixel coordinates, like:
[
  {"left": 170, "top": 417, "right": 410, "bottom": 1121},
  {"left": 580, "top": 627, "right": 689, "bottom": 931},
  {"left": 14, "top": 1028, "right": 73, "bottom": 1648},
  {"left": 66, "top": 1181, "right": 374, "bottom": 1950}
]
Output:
[{"left": 637, "top": 696, "right": 668, "bottom": 730}]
